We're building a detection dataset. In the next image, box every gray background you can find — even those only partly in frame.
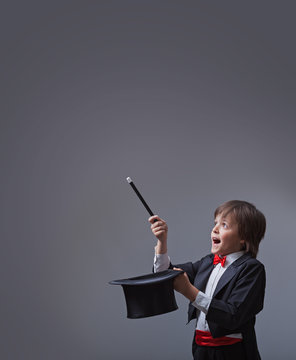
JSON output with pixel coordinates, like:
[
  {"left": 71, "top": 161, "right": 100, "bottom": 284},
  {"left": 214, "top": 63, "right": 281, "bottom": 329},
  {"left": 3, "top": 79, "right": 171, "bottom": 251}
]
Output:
[{"left": 1, "top": 1, "right": 295, "bottom": 359}]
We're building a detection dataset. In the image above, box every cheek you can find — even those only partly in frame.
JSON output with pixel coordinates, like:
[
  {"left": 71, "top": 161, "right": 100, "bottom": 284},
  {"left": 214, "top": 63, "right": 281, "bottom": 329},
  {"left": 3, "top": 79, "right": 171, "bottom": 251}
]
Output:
[{"left": 221, "top": 234, "right": 233, "bottom": 244}]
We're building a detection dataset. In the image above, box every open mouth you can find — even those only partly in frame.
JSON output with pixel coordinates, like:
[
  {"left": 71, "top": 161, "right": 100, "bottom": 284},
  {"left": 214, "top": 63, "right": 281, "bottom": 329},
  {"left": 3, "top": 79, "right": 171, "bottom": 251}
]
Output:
[{"left": 212, "top": 238, "right": 221, "bottom": 244}]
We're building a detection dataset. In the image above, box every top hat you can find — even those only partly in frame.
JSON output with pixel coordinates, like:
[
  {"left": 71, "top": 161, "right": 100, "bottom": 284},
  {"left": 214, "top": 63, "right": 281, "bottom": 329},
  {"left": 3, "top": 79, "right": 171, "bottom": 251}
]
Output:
[{"left": 109, "top": 269, "right": 184, "bottom": 319}]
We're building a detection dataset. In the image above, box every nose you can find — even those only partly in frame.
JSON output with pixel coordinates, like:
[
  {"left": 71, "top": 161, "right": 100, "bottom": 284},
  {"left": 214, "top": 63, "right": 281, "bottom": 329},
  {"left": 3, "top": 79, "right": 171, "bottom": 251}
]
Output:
[{"left": 213, "top": 224, "right": 219, "bottom": 234}]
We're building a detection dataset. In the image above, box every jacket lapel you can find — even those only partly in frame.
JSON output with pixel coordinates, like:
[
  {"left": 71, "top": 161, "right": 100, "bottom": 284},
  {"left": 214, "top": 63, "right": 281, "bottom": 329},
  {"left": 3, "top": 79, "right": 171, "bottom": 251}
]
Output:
[
  {"left": 187, "top": 255, "right": 215, "bottom": 323},
  {"left": 194, "top": 255, "right": 215, "bottom": 291},
  {"left": 213, "top": 253, "right": 252, "bottom": 296}
]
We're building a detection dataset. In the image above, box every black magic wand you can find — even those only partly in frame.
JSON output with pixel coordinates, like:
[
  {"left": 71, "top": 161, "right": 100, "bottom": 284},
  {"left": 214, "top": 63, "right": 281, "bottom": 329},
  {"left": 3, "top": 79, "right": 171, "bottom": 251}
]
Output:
[{"left": 126, "top": 177, "right": 158, "bottom": 222}]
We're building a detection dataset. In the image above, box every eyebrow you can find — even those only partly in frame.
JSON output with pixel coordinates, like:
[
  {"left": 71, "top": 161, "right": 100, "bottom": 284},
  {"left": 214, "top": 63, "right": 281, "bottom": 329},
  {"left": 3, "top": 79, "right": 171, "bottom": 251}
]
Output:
[
  {"left": 214, "top": 216, "right": 228, "bottom": 222},
  {"left": 214, "top": 217, "right": 231, "bottom": 225}
]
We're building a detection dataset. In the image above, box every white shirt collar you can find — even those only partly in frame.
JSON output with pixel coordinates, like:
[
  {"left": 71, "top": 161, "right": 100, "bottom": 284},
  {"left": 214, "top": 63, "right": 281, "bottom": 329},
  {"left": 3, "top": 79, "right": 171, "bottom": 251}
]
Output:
[{"left": 224, "top": 251, "right": 245, "bottom": 268}]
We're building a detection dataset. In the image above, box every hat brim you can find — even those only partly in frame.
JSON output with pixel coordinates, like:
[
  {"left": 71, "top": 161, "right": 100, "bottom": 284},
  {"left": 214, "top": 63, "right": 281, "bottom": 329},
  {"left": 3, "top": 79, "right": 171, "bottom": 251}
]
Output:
[{"left": 109, "top": 269, "right": 183, "bottom": 286}]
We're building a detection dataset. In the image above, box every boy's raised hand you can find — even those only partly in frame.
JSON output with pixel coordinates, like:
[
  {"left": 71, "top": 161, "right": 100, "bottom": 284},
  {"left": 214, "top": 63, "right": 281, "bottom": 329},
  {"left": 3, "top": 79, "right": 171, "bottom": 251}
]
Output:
[{"left": 149, "top": 215, "right": 168, "bottom": 254}]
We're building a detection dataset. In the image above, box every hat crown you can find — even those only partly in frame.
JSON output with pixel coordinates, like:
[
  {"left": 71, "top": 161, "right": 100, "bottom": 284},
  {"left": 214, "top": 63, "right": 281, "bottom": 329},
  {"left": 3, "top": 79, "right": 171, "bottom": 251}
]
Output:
[{"left": 109, "top": 269, "right": 184, "bottom": 319}]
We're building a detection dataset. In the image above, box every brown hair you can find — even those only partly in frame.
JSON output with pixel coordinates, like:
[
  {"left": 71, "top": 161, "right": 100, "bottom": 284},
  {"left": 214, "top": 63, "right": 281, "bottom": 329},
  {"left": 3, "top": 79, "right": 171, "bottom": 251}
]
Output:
[{"left": 214, "top": 200, "right": 266, "bottom": 258}]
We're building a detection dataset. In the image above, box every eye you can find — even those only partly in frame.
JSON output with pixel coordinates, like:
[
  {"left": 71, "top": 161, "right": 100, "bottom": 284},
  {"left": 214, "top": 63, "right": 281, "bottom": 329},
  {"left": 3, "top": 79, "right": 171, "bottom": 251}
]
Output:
[{"left": 223, "top": 222, "right": 228, "bottom": 228}]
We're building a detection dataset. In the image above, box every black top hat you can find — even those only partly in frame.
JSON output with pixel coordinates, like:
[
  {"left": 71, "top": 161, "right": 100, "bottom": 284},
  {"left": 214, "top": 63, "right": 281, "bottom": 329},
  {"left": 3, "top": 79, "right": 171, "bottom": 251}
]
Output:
[{"left": 109, "top": 269, "right": 184, "bottom": 319}]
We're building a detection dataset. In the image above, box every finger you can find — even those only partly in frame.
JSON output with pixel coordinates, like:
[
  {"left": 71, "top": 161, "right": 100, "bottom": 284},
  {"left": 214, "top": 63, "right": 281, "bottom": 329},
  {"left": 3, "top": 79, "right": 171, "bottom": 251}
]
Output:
[
  {"left": 152, "top": 226, "right": 168, "bottom": 234},
  {"left": 151, "top": 222, "right": 167, "bottom": 230},
  {"left": 151, "top": 220, "right": 167, "bottom": 229},
  {"left": 173, "top": 267, "right": 183, "bottom": 271},
  {"left": 154, "top": 230, "right": 166, "bottom": 237},
  {"left": 152, "top": 222, "right": 163, "bottom": 227},
  {"left": 153, "top": 226, "right": 167, "bottom": 233},
  {"left": 148, "top": 215, "right": 160, "bottom": 224}
]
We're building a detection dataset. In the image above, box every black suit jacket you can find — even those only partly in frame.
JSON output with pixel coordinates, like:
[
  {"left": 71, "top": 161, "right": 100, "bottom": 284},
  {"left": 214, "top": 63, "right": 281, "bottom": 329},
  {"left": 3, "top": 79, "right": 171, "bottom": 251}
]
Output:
[{"left": 172, "top": 252, "right": 265, "bottom": 360}]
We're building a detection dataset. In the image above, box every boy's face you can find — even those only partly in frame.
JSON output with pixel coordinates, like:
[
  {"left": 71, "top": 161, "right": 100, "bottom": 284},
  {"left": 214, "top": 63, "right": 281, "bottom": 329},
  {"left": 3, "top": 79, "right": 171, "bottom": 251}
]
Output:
[{"left": 211, "top": 213, "right": 245, "bottom": 256}]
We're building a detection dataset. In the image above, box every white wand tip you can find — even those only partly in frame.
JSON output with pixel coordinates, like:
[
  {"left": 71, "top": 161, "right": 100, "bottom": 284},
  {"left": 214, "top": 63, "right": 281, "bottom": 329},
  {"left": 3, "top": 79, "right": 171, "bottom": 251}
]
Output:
[{"left": 126, "top": 177, "right": 132, "bottom": 183}]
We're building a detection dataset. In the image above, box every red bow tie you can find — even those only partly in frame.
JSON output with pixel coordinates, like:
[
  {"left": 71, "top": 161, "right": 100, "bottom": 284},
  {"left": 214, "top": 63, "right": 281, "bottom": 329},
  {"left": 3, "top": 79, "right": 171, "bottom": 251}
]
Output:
[{"left": 213, "top": 254, "right": 226, "bottom": 267}]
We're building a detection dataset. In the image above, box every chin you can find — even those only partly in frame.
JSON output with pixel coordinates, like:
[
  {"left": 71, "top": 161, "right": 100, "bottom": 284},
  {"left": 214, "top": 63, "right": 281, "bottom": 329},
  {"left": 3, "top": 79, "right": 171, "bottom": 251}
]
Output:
[
  {"left": 211, "top": 248, "right": 219, "bottom": 255},
  {"left": 211, "top": 248, "right": 227, "bottom": 257}
]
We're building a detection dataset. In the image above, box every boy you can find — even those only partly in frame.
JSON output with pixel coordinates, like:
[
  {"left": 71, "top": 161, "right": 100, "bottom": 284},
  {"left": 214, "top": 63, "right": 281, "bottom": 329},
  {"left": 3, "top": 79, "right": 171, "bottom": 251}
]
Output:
[{"left": 149, "top": 200, "right": 266, "bottom": 360}]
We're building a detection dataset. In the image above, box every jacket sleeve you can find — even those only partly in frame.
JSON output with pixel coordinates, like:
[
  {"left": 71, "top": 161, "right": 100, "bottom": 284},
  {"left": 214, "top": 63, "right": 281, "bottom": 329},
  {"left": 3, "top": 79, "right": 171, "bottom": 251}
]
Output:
[
  {"left": 152, "top": 257, "right": 201, "bottom": 280},
  {"left": 206, "top": 262, "right": 266, "bottom": 332}
]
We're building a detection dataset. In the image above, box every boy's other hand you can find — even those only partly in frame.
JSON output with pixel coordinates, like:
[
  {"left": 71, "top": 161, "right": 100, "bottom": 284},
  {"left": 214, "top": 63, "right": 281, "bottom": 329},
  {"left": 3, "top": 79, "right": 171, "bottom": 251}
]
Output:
[{"left": 173, "top": 267, "right": 199, "bottom": 302}]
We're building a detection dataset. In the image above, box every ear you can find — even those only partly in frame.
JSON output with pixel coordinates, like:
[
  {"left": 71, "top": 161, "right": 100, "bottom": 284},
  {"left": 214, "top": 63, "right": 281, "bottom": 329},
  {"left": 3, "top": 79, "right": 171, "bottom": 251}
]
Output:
[{"left": 240, "top": 239, "right": 246, "bottom": 250}]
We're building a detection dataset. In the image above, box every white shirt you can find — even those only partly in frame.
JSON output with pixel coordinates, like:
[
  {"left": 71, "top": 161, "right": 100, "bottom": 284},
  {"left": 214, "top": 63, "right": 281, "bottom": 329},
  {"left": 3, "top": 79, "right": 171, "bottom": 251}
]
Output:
[{"left": 153, "top": 251, "right": 245, "bottom": 338}]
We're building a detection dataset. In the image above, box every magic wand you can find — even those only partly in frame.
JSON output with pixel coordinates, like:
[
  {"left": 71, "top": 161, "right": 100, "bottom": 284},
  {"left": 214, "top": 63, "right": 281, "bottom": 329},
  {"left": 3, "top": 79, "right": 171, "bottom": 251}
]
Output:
[{"left": 126, "top": 177, "right": 157, "bottom": 221}]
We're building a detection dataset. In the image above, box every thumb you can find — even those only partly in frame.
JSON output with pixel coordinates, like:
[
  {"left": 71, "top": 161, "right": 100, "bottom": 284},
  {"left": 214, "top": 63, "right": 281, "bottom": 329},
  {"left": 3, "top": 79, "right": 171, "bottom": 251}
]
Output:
[{"left": 173, "top": 267, "right": 183, "bottom": 271}]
